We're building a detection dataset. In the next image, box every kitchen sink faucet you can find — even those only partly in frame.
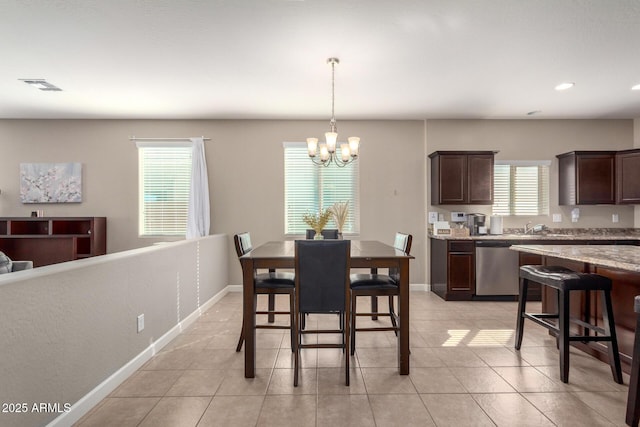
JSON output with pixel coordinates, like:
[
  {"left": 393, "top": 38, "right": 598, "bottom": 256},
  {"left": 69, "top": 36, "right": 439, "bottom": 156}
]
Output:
[{"left": 524, "top": 222, "right": 546, "bottom": 234}]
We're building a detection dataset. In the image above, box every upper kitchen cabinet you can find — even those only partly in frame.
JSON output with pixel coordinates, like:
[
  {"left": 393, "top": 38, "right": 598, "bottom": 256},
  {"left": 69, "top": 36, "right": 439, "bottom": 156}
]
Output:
[
  {"left": 557, "top": 151, "right": 616, "bottom": 205},
  {"left": 616, "top": 148, "right": 640, "bottom": 204},
  {"left": 429, "top": 151, "right": 497, "bottom": 205}
]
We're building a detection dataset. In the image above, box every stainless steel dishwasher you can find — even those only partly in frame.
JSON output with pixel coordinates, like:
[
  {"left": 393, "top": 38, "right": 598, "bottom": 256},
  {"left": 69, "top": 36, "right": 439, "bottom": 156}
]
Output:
[{"left": 475, "top": 240, "right": 520, "bottom": 295}]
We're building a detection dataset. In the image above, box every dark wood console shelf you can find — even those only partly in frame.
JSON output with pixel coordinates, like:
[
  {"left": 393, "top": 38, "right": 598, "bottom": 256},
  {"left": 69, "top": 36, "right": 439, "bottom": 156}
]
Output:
[{"left": 0, "top": 217, "right": 106, "bottom": 267}]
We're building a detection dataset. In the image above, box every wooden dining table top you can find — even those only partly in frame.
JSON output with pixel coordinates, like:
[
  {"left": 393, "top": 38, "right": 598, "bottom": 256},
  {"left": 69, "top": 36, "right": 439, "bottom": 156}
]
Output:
[{"left": 240, "top": 239, "right": 414, "bottom": 266}]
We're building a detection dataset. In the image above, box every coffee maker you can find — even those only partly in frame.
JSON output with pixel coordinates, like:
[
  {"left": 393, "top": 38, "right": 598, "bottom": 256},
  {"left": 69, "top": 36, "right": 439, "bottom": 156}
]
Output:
[{"left": 467, "top": 213, "right": 487, "bottom": 235}]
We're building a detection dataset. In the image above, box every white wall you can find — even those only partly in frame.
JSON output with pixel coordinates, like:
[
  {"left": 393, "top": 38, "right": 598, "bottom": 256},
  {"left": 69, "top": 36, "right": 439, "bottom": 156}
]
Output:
[{"left": 0, "top": 234, "right": 228, "bottom": 427}]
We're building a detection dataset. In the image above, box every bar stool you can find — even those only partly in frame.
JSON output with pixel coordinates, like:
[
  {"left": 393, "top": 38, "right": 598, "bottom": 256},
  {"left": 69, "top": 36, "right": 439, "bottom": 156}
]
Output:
[
  {"left": 626, "top": 296, "right": 640, "bottom": 426},
  {"left": 515, "top": 265, "right": 622, "bottom": 384}
]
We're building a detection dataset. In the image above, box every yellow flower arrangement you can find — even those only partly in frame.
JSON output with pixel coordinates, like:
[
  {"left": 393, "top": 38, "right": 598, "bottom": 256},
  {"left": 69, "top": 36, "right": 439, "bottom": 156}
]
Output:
[
  {"left": 302, "top": 208, "right": 332, "bottom": 236},
  {"left": 329, "top": 201, "right": 349, "bottom": 233}
]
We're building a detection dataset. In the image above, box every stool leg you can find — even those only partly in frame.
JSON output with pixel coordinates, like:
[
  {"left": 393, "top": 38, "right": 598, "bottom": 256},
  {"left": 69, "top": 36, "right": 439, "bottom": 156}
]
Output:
[
  {"left": 559, "top": 290, "right": 570, "bottom": 383},
  {"left": 626, "top": 315, "right": 640, "bottom": 426},
  {"left": 602, "top": 289, "right": 623, "bottom": 384},
  {"left": 515, "top": 277, "right": 528, "bottom": 350}
]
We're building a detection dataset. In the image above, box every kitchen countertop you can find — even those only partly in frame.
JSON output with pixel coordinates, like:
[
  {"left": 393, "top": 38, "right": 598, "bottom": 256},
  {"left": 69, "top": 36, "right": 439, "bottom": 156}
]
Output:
[
  {"left": 510, "top": 244, "right": 640, "bottom": 273},
  {"left": 428, "top": 228, "right": 640, "bottom": 241}
]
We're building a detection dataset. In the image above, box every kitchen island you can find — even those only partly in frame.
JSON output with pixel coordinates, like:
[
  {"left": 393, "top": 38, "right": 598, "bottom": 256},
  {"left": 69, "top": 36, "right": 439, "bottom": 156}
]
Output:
[{"left": 510, "top": 244, "right": 640, "bottom": 374}]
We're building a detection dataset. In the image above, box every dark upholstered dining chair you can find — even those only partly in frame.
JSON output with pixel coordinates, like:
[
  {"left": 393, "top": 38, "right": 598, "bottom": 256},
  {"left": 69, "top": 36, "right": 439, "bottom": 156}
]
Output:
[
  {"left": 294, "top": 239, "right": 351, "bottom": 387},
  {"left": 305, "top": 229, "right": 339, "bottom": 239},
  {"left": 234, "top": 233, "right": 296, "bottom": 352},
  {"left": 349, "top": 232, "right": 412, "bottom": 355}
]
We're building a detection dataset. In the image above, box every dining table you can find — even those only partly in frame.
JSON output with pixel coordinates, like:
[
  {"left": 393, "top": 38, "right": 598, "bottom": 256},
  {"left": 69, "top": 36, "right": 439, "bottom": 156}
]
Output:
[{"left": 239, "top": 239, "right": 414, "bottom": 378}]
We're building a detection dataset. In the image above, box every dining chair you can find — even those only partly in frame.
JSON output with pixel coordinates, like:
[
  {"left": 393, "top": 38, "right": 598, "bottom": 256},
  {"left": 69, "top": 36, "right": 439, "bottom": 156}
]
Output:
[
  {"left": 234, "top": 233, "right": 296, "bottom": 352},
  {"left": 349, "top": 232, "right": 412, "bottom": 355},
  {"left": 294, "top": 239, "right": 351, "bottom": 386},
  {"left": 305, "top": 229, "right": 339, "bottom": 239}
]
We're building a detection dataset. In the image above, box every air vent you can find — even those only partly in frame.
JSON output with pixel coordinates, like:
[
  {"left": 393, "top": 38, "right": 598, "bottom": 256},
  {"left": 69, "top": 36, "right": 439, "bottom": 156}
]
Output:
[{"left": 19, "top": 79, "right": 62, "bottom": 91}]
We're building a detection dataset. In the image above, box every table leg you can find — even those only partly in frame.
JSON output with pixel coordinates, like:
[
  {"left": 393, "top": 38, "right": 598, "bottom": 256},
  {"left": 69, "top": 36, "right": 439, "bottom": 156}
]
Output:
[
  {"left": 241, "top": 258, "right": 256, "bottom": 378},
  {"left": 398, "top": 258, "right": 410, "bottom": 375}
]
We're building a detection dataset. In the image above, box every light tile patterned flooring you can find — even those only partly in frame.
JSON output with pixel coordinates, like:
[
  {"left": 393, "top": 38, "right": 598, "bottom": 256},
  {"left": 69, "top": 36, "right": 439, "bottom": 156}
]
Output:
[{"left": 75, "top": 291, "right": 630, "bottom": 426}]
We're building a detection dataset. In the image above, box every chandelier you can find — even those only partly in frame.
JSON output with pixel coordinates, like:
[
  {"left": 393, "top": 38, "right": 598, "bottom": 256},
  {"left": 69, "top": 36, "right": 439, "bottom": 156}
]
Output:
[{"left": 306, "top": 58, "right": 360, "bottom": 167}]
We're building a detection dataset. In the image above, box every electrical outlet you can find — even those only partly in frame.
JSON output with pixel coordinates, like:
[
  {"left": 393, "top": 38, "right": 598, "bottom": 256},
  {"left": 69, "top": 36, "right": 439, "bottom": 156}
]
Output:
[
  {"left": 428, "top": 212, "right": 438, "bottom": 224},
  {"left": 612, "top": 213, "right": 619, "bottom": 223},
  {"left": 552, "top": 213, "right": 562, "bottom": 223},
  {"left": 137, "top": 314, "right": 144, "bottom": 333}
]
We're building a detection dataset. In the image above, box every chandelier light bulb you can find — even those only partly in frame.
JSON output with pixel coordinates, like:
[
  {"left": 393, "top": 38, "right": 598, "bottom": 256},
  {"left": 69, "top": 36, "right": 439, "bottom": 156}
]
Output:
[
  {"left": 325, "top": 131, "right": 338, "bottom": 153},
  {"left": 306, "top": 138, "right": 318, "bottom": 157},
  {"left": 348, "top": 137, "right": 360, "bottom": 157}
]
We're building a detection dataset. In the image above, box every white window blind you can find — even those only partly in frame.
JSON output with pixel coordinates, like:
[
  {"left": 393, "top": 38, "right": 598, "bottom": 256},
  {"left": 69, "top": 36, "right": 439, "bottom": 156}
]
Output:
[
  {"left": 284, "top": 143, "right": 360, "bottom": 235},
  {"left": 138, "top": 145, "right": 192, "bottom": 236},
  {"left": 492, "top": 160, "right": 550, "bottom": 216}
]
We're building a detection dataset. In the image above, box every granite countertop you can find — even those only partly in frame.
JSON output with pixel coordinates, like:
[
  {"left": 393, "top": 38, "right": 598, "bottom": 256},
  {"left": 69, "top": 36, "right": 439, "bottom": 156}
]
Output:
[
  {"left": 428, "top": 228, "right": 640, "bottom": 241},
  {"left": 510, "top": 244, "right": 640, "bottom": 273}
]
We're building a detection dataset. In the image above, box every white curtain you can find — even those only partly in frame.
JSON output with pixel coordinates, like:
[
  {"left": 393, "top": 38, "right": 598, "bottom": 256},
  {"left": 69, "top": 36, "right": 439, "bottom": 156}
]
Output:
[{"left": 186, "top": 137, "right": 211, "bottom": 238}]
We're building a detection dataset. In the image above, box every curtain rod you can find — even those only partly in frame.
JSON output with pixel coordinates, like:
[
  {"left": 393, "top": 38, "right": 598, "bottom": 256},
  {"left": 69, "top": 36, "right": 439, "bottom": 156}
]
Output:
[{"left": 129, "top": 136, "right": 211, "bottom": 141}]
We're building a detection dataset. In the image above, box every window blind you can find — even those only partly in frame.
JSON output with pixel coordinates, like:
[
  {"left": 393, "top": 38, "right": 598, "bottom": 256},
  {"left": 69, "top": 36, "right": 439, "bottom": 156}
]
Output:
[
  {"left": 493, "top": 161, "right": 549, "bottom": 216},
  {"left": 138, "top": 146, "right": 192, "bottom": 236},
  {"left": 284, "top": 143, "right": 360, "bottom": 234}
]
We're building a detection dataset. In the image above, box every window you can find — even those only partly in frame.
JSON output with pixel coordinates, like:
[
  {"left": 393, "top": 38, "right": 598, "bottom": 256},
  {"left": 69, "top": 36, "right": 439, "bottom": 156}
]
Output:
[
  {"left": 284, "top": 143, "right": 360, "bottom": 235},
  {"left": 138, "top": 143, "right": 192, "bottom": 236},
  {"left": 492, "top": 160, "right": 550, "bottom": 216}
]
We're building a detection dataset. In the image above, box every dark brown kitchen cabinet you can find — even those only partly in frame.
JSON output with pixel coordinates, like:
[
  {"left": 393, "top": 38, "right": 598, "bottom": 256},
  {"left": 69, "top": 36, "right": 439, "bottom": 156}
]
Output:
[
  {"left": 429, "top": 151, "right": 496, "bottom": 205},
  {"left": 430, "top": 239, "right": 475, "bottom": 300},
  {"left": 557, "top": 151, "right": 616, "bottom": 205},
  {"left": 616, "top": 148, "right": 640, "bottom": 204}
]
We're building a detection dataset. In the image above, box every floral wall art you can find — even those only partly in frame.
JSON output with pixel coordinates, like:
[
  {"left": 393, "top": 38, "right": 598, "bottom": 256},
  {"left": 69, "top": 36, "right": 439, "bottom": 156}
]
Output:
[{"left": 20, "top": 162, "right": 82, "bottom": 203}]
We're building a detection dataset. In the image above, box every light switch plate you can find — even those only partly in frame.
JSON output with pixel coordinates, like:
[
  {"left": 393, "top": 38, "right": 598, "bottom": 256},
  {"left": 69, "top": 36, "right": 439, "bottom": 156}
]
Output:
[
  {"left": 552, "top": 214, "right": 562, "bottom": 223},
  {"left": 612, "top": 213, "right": 619, "bottom": 223},
  {"left": 428, "top": 212, "right": 438, "bottom": 224}
]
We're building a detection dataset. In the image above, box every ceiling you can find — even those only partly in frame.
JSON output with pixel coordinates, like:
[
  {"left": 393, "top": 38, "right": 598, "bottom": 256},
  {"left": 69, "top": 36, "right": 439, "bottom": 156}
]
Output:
[{"left": 2, "top": 0, "right": 640, "bottom": 120}]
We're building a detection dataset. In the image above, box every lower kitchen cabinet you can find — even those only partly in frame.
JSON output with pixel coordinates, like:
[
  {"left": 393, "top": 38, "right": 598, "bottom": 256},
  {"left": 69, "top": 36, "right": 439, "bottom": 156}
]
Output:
[{"left": 431, "top": 239, "right": 475, "bottom": 300}]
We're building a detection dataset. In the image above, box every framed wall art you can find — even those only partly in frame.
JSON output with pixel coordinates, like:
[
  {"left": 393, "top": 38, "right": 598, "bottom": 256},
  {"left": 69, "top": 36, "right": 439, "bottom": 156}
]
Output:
[{"left": 20, "top": 162, "right": 82, "bottom": 203}]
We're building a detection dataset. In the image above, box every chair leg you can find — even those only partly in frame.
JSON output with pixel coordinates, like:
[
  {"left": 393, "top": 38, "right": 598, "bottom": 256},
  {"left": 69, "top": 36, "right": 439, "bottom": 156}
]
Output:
[
  {"left": 602, "top": 289, "right": 623, "bottom": 384},
  {"left": 345, "top": 305, "right": 350, "bottom": 386},
  {"left": 289, "top": 291, "right": 296, "bottom": 352},
  {"left": 558, "top": 290, "right": 570, "bottom": 383},
  {"left": 515, "top": 277, "right": 528, "bottom": 350},
  {"left": 235, "top": 319, "right": 245, "bottom": 352},
  {"left": 268, "top": 293, "right": 276, "bottom": 323},
  {"left": 389, "top": 295, "right": 398, "bottom": 336},
  {"left": 371, "top": 296, "right": 378, "bottom": 320},
  {"left": 294, "top": 312, "right": 300, "bottom": 387},
  {"left": 351, "top": 294, "right": 357, "bottom": 356}
]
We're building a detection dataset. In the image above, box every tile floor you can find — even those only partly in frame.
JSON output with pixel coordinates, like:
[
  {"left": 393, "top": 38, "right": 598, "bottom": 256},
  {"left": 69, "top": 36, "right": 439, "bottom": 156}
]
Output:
[{"left": 75, "top": 291, "right": 630, "bottom": 426}]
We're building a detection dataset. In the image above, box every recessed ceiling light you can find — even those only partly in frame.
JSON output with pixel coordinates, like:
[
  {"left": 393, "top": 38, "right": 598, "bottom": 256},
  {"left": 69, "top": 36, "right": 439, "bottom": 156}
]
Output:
[
  {"left": 632, "top": 83, "right": 640, "bottom": 91},
  {"left": 19, "top": 79, "right": 62, "bottom": 91},
  {"left": 555, "top": 82, "right": 575, "bottom": 91}
]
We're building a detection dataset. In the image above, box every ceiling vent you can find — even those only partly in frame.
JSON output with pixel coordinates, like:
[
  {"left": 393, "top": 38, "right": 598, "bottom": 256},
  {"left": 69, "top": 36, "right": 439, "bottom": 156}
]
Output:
[{"left": 19, "top": 79, "right": 62, "bottom": 91}]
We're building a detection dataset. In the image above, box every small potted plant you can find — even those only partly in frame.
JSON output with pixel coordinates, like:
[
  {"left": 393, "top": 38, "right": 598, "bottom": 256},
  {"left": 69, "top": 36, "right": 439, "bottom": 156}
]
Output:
[
  {"left": 302, "top": 208, "right": 332, "bottom": 239},
  {"left": 329, "top": 201, "right": 349, "bottom": 239}
]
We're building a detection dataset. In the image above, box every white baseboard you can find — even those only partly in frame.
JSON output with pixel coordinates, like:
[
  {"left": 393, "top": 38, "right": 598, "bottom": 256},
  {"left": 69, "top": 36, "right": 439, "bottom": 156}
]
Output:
[{"left": 48, "top": 285, "right": 232, "bottom": 427}]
